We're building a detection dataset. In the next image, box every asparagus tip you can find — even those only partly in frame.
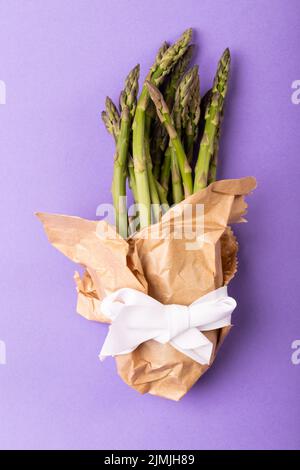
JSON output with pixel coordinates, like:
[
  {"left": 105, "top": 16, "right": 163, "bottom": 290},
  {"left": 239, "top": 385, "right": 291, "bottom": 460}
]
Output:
[
  {"left": 182, "top": 27, "right": 193, "bottom": 41},
  {"left": 145, "top": 80, "right": 161, "bottom": 104},
  {"left": 222, "top": 48, "right": 231, "bottom": 64},
  {"left": 130, "top": 63, "right": 140, "bottom": 77}
]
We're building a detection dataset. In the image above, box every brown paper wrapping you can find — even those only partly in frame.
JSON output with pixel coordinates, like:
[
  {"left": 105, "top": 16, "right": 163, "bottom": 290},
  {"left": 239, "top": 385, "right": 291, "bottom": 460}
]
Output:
[{"left": 37, "top": 176, "right": 256, "bottom": 401}]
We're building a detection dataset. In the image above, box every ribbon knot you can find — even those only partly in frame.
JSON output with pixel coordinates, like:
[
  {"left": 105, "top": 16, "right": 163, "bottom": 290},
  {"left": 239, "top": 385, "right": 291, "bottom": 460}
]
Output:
[
  {"left": 100, "top": 286, "right": 236, "bottom": 365},
  {"left": 163, "top": 304, "right": 190, "bottom": 342}
]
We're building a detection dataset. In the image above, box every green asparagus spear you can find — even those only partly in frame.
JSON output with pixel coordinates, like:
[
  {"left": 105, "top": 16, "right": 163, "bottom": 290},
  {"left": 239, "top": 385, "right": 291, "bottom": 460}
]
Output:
[
  {"left": 149, "top": 29, "right": 193, "bottom": 86},
  {"left": 146, "top": 80, "right": 193, "bottom": 197},
  {"left": 194, "top": 48, "right": 230, "bottom": 192},
  {"left": 160, "top": 146, "right": 172, "bottom": 194},
  {"left": 182, "top": 67, "right": 201, "bottom": 163},
  {"left": 173, "top": 65, "right": 199, "bottom": 135},
  {"left": 164, "top": 44, "right": 194, "bottom": 110},
  {"left": 170, "top": 147, "right": 184, "bottom": 203},
  {"left": 112, "top": 64, "right": 139, "bottom": 238},
  {"left": 128, "top": 42, "right": 169, "bottom": 218},
  {"left": 144, "top": 114, "right": 161, "bottom": 223},
  {"left": 132, "top": 29, "right": 193, "bottom": 228},
  {"left": 155, "top": 180, "right": 169, "bottom": 209},
  {"left": 160, "top": 66, "right": 198, "bottom": 203},
  {"left": 169, "top": 68, "right": 195, "bottom": 203},
  {"left": 147, "top": 42, "right": 169, "bottom": 180},
  {"left": 151, "top": 120, "right": 168, "bottom": 179},
  {"left": 102, "top": 99, "right": 139, "bottom": 205},
  {"left": 153, "top": 41, "right": 169, "bottom": 69},
  {"left": 127, "top": 156, "right": 139, "bottom": 202},
  {"left": 151, "top": 45, "right": 194, "bottom": 182},
  {"left": 101, "top": 97, "right": 120, "bottom": 142},
  {"left": 207, "top": 124, "right": 220, "bottom": 184}
]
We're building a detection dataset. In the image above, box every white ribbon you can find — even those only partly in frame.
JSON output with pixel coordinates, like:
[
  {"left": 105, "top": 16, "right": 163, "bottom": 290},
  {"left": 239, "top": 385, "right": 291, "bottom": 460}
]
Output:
[{"left": 99, "top": 286, "right": 236, "bottom": 365}]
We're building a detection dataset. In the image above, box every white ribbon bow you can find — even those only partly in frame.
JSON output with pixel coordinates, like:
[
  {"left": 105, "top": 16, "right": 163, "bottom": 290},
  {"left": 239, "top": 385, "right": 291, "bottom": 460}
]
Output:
[{"left": 99, "top": 286, "right": 236, "bottom": 365}]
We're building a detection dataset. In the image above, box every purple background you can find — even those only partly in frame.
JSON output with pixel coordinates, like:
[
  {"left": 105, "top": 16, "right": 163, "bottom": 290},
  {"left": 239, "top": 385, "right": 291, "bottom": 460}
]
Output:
[{"left": 0, "top": 0, "right": 299, "bottom": 450}]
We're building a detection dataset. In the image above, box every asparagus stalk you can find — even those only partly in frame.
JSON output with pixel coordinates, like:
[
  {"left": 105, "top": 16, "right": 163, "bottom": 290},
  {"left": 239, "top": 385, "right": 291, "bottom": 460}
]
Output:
[
  {"left": 112, "top": 64, "right": 139, "bottom": 238},
  {"left": 196, "top": 87, "right": 212, "bottom": 172},
  {"left": 144, "top": 114, "right": 161, "bottom": 223},
  {"left": 173, "top": 65, "right": 199, "bottom": 134},
  {"left": 155, "top": 180, "right": 169, "bottom": 209},
  {"left": 160, "top": 146, "right": 171, "bottom": 194},
  {"left": 128, "top": 156, "right": 139, "bottom": 203},
  {"left": 145, "top": 42, "right": 169, "bottom": 181},
  {"left": 206, "top": 88, "right": 222, "bottom": 184},
  {"left": 182, "top": 67, "right": 201, "bottom": 163},
  {"left": 207, "top": 125, "right": 220, "bottom": 184},
  {"left": 146, "top": 80, "right": 193, "bottom": 197},
  {"left": 194, "top": 48, "right": 230, "bottom": 192},
  {"left": 101, "top": 99, "right": 139, "bottom": 205},
  {"left": 151, "top": 46, "right": 194, "bottom": 182},
  {"left": 151, "top": 121, "right": 168, "bottom": 179},
  {"left": 164, "top": 44, "right": 194, "bottom": 110},
  {"left": 132, "top": 29, "right": 193, "bottom": 228},
  {"left": 158, "top": 67, "right": 198, "bottom": 202},
  {"left": 169, "top": 68, "right": 197, "bottom": 203},
  {"left": 205, "top": 89, "right": 225, "bottom": 184},
  {"left": 170, "top": 147, "right": 184, "bottom": 203}
]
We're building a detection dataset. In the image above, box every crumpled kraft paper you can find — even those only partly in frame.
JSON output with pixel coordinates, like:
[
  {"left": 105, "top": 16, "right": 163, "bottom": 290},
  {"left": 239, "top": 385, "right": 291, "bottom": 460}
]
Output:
[{"left": 37, "top": 176, "right": 256, "bottom": 401}]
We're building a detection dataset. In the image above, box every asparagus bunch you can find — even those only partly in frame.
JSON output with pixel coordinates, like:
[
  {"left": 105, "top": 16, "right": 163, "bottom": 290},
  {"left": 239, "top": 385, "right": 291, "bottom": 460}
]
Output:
[{"left": 101, "top": 29, "right": 231, "bottom": 237}]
